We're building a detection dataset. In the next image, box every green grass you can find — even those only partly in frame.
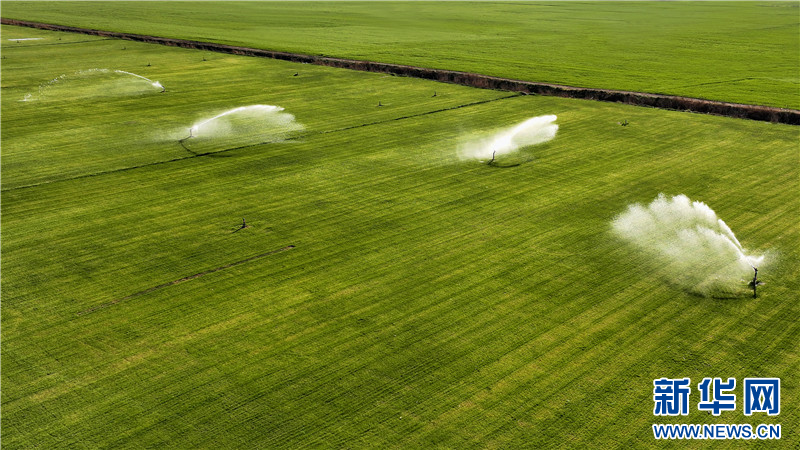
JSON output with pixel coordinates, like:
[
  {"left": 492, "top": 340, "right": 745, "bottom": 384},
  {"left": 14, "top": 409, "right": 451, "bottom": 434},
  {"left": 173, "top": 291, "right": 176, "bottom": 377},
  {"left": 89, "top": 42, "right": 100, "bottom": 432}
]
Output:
[
  {"left": 2, "top": 24, "right": 799, "bottom": 449},
  {"left": 2, "top": 1, "right": 799, "bottom": 109},
  {"left": 0, "top": 24, "right": 504, "bottom": 189}
]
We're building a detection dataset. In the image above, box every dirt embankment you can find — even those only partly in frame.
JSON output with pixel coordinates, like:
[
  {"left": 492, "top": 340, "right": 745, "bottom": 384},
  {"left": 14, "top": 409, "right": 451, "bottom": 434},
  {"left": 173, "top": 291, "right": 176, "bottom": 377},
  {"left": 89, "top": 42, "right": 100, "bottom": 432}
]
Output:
[{"left": 4, "top": 18, "right": 799, "bottom": 125}]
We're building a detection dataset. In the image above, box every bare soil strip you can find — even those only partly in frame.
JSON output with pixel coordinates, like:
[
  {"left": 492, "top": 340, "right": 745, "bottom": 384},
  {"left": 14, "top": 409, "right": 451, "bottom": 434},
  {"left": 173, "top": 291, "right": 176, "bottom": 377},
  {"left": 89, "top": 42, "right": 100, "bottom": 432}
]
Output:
[
  {"left": 77, "top": 245, "right": 295, "bottom": 316},
  {"left": 4, "top": 18, "right": 798, "bottom": 125}
]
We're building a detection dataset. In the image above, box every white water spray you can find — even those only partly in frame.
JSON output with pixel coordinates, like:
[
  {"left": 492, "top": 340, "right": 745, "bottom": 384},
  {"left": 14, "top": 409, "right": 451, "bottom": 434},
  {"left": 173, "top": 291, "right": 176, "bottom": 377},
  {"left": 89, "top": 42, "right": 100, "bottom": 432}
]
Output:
[
  {"left": 179, "top": 105, "right": 304, "bottom": 152},
  {"left": 188, "top": 105, "right": 286, "bottom": 137},
  {"left": 459, "top": 115, "right": 558, "bottom": 161},
  {"left": 611, "top": 194, "right": 765, "bottom": 297},
  {"left": 21, "top": 68, "right": 165, "bottom": 101},
  {"left": 113, "top": 70, "right": 165, "bottom": 92}
]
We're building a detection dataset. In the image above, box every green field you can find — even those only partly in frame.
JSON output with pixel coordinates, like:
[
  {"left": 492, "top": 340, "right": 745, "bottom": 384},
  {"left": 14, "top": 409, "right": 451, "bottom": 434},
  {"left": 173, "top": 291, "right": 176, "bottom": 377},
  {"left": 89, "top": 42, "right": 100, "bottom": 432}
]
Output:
[
  {"left": 2, "top": 1, "right": 799, "bottom": 109},
  {"left": 2, "top": 9, "right": 799, "bottom": 450}
]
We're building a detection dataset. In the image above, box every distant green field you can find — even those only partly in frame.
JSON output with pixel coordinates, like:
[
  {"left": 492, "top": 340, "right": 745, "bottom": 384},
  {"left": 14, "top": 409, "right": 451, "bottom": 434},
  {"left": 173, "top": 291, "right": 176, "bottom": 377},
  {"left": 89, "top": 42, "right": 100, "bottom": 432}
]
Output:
[
  {"left": 2, "top": 22, "right": 799, "bottom": 449},
  {"left": 2, "top": 1, "right": 799, "bottom": 109}
]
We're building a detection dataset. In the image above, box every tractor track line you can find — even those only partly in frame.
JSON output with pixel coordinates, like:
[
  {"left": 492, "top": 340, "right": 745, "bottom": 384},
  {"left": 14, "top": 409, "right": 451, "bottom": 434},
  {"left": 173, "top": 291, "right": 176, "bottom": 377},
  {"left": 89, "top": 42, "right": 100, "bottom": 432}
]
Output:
[
  {"left": 76, "top": 245, "right": 295, "bottom": 316},
  {"left": 3, "top": 18, "right": 798, "bottom": 125}
]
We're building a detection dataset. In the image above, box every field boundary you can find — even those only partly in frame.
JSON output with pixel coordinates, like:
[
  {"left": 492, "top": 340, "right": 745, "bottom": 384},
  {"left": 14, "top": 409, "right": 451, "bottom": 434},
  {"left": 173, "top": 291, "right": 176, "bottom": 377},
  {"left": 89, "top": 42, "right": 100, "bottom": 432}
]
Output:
[
  {"left": 3, "top": 18, "right": 799, "bottom": 125},
  {"left": 77, "top": 245, "right": 295, "bottom": 316}
]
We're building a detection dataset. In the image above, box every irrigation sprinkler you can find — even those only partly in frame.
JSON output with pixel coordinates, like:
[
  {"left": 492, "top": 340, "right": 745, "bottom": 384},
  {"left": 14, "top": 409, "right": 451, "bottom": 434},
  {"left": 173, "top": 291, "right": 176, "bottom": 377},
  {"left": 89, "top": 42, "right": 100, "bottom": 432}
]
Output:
[
  {"left": 231, "top": 218, "right": 250, "bottom": 233},
  {"left": 748, "top": 267, "right": 761, "bottom": 298},
  {"left": 488, "top": 150, "right": 496, "bottom": 165},
  {"left": 178, "top": 127, "right": 197, "bottom": 154},
  {"left": 180, "top": 127, "right": 194, "bottom": 141}
]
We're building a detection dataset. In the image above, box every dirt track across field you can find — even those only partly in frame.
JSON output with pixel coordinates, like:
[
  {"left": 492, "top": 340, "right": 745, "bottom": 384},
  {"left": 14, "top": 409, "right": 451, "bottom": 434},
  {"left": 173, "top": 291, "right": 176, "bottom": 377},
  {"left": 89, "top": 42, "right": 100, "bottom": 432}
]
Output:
[{"left": 4, "top": 18, "right": 799, "bottom": 125}]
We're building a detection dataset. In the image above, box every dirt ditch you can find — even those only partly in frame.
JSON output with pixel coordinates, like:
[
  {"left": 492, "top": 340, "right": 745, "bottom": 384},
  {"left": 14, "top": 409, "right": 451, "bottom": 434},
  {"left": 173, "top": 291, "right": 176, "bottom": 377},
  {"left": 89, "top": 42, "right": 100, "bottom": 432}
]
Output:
[{"left": 3, "top": 18, "right": 798, "bottom": 125}]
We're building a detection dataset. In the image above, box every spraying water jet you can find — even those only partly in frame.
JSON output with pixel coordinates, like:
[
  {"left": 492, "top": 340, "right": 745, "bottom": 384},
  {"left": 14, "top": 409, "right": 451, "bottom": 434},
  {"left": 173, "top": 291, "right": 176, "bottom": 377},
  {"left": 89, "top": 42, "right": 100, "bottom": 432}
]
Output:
[
  {"left": 177, "top": 104, "right": 303, "bottom": 154},
  {"left": 460, "top": 115, "right": 558, "bottom": 162},
  {"left": 113, "top": 70, "right": 165, "bottom": 92},
  {"left": 22, "top": 68, "right": 166, "bottom": 101},
  {"left": 611, "top": 194, "right": 767, "bottom": 297}
]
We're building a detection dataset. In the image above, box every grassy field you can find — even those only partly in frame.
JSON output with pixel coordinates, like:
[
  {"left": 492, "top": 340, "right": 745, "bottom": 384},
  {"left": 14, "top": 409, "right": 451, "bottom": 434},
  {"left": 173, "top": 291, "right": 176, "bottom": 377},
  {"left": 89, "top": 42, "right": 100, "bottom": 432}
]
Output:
[
  {"left": 2, "top": 1, "right": 799, "bottom": 109},
  {"left": 2, "top": 20, "right": 799, "bottom": 450}
]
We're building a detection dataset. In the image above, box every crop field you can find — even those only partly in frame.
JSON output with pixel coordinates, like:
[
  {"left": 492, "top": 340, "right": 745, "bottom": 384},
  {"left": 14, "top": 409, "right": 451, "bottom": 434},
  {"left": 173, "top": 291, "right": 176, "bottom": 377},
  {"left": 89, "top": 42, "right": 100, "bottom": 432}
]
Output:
[
  {"left": 2, "top": 1, "right": 799, "bottom": 109},
  {"left": 1, "top": 5, "right": 799, "bottom": 450}
]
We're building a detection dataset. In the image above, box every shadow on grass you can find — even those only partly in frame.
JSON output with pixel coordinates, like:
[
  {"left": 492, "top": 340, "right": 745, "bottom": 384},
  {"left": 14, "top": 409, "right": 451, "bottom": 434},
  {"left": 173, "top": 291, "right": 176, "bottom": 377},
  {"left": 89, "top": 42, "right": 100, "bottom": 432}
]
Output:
[
  {"left": 488, "top": 162, "right": 522, "bottom": 169},
  {"left": 178, "top": 136, "right": 302, "bottom": 158},
  {"left": 675, "top": 282, "right": 756, "bottom": 300}
]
